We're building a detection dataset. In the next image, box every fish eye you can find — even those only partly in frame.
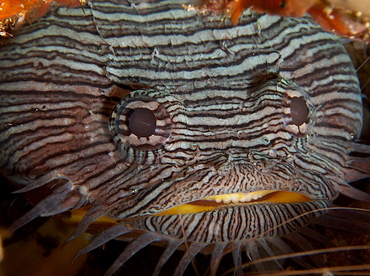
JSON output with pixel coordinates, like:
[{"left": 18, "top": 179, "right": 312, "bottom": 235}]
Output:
[
  {"left": 128, "top": 108, "right": 157, "bottom": 138},
  {"left": 109, "top": 89, "right": 177, "bottom": 151},
  {"left": 290, "top": 96, "right": 309, "bottom": 126}
]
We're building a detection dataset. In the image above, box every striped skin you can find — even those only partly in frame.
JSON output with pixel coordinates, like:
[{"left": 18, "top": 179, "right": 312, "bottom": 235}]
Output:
[{"left": 1, "top": 0, "right": 370, "bottom": 274}]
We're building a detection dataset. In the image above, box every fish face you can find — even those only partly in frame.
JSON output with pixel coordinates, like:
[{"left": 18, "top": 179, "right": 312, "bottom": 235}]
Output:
[
  {"left": 104, "top": 81, "right": 337, "bottom": 240},
  {"left": 0, "top": 0, "right": 369, "bottom": 275}
]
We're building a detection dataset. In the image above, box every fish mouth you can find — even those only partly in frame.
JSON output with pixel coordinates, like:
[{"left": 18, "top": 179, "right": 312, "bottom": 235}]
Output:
[
  {"left": 62, "top": 190, "right": 324, "bottom": 245},
  {"left": 154, "top": 190, "right": 312, "bottom": 216}
]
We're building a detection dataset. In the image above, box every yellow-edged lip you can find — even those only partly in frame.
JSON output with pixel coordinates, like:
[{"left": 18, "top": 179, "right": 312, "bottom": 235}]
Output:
[
  {"left": 64, "top": 190, "right": 313, "bottom": 228},
  {"left": 155, "top": 190, "right": 312, "bottom": 216}
]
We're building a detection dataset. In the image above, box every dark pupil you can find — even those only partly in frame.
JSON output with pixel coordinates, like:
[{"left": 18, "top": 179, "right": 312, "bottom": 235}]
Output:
[
  {"left": 290, "top": 97, "right": 309, "bottom": 126},
  {"left": 128, "top": 108, "right": 156, "bottom": 137}
]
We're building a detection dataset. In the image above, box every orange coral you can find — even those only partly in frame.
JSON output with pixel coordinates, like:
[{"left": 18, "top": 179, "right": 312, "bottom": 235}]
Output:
[
  {"left": 230, "top": 0, "right": 315, "bottom": 24},
  {"left": 307, "top": 2, "right": 368, "bottom": 39},
  {"left": 0, "top": 0, "right": 41, "bottom": 22},
  {"left": 193, "top": 0, "right": 370, "bottom": 42},
  {"left": 1, "top": 0, "right": 370, "bottom": 41},
  {"left": 230, "top": 0, "right": 370, "bottom": 41},
  {"left": 0, "top": 0, "right": 86, "bottom": 37}
]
